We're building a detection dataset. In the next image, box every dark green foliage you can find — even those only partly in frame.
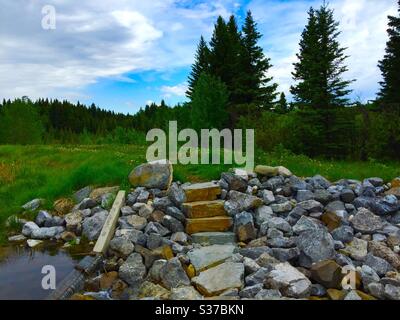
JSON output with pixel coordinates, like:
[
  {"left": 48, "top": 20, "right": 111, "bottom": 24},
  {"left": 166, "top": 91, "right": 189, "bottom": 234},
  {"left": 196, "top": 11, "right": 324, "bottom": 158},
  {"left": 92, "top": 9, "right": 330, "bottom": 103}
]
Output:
[
  {"left": 275, "top": 93, "right": 289, "bottom": 114},
  {"left": 290, "top": 4, "right": 354, "bottom": 158},
  {"left": 191, "top": 73, "right": 229, "bottom": 130},
  {"left": 0, "top": 98, "right": 44, "bottom": 144},
  {"left": 186, "top": 36, "right": 210, "bottom": 100},
  {"left": 378, "top": 1, "right": 400, "bottom": 105}
]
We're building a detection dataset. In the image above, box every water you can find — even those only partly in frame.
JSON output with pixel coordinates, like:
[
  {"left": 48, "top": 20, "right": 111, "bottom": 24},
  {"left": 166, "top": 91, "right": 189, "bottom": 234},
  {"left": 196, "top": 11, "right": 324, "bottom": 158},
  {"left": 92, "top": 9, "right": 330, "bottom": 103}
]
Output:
[{"left": 0, "top": 242, "right": 90, "bottom": 300}]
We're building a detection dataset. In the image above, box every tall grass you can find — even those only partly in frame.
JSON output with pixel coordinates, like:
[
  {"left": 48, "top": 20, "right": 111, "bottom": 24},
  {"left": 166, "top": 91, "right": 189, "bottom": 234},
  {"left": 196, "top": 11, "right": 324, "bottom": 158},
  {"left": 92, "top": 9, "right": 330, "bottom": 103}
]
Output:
[{"left": 0, "top": 144, "right": 399, "bottom": 243}]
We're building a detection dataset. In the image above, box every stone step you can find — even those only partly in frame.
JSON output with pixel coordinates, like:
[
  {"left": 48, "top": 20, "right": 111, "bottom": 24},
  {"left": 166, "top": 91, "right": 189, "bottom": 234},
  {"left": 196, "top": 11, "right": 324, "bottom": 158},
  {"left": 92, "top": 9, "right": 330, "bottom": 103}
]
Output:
[
  {"left": 187, "top": 244, "right": 236, "bottom": 273},
  {"left": 186, "top": 216, "right": 233, "bottom": 234},
  {"left": 191, "top": 232, "right": 236, "bottom": 245},
  {"left": 182, "top": 200, "right": 226, "bottom": 218},
  {"left": 182, "top": 182, "right": 221, "bottom": 202}
]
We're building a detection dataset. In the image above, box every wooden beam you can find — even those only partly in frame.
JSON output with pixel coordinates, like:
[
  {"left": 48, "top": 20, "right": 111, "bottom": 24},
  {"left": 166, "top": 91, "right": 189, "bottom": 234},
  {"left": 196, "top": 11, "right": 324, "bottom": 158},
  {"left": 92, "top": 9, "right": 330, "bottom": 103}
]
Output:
[{"left": 93, "top": 190, "right": 125, "bottom": 254}]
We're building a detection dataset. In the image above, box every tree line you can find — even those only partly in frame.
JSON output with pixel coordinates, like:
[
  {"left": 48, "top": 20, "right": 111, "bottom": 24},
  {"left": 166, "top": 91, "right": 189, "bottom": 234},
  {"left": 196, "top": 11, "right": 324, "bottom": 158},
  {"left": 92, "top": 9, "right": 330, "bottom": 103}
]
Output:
[{"left": 0, "top": 2, "right": 399, "bottom": 161}]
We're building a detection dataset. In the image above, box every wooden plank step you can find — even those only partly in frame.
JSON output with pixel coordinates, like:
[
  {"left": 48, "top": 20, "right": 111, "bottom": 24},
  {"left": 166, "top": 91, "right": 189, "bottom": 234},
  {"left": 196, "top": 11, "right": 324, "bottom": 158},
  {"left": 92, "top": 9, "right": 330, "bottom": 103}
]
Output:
[
  {"left": 93, "top": 190, "right": 126, "bottom": 254},
  {"left": 183, "top": 200, "right": 227, "bottom": 218},
  {"left": 186, "top": 216, "right": 233, "bottom": 235},
  {"left": 182, "top": 182, "right": 221, "bottom": 202}
]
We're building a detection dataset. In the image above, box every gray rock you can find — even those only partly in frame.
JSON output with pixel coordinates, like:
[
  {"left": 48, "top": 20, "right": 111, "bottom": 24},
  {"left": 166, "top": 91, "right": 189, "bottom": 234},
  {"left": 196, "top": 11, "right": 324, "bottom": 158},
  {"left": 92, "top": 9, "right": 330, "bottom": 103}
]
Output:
[
  {"left": 73, "top": 186, "right": 92, "bottom": 203},
  {"left": 78, "top": 198, "right": 97, "bottom": 210},
  {"left": 287, "top": 206, "right": 307, "bottom": 225},
  {"left": 145, "top": 221, "right": 170, "bottom": 236},
  {"left": 298, "top": 200, "right": 323, "bottom": 213},
  {"left": 148, "top": 259, "right": 167, "bottom": 283},
  {"left": 119, "top": 252, "right": 146, "bottom": 287},
  {"left": 360, "top": 265, "right": 380, "bottom": 289},
  {"left": 166, "top": 207, "right": 185, "bottom": 222},
  {"left": 267, "top": 237, "right": 296, "bottom": 248},
  {"left": 109, "top": 237, "right": 134, "bottom": 257},
  {"left": 309, "top": 175, "right": 331, "bottom": 189},
  {"left": 128, "top": 159, "right": 173, "bottom": 190},
  {"left": 188, "top": 244, "right": 236, "bottom": 272},
  {"left": 384, "top": 284, "right": 400, "bottom": 300},
  {"left": 243, "top": 257, "right": 260, "bottom": 275},
  {"left": 35, "top": 210, "right": 52, "bottom": 227},
  {"left": 368, "top": 282, "right": 385, "bottom": 299},
  {"left": 8, "top": 234, "right": 26, "bottom": 242},
  {"left": 239, "top": 284, "right": 263, "bottom": 298},
  {"left": 239, "top": 246, "right": 272, "bottom": 260},
  {"left": 125, "top": 214, "right": 147, "bottom": 230},
  {"left": 268, "top": 217, "right": 292, "bottom": 233},
  {"left": 191, "top": 262, "right": 244, "bottom": 296},
  {"left": 161, "top": 215, "right": 184, "bottom": 233},
  {"left": 364, "top": 254, "right": 393, "bottom": 276},
  {"left": 260, "top": 190, "right": 275, "bottom": 205},
  {"left": 146, "top": 233, "right": 163, "bottom": 250},
  {"left": 351, "top": 208, "right": 384, "bottom": 234},
  {"left": 31, "top": 226, "right": 64, "bottom": 239},
  {"left": 234, "top": 211, "right": 257, "bottom": 242},
  {"left": 245, "top": 267, "right": 270, "bottom": 286},
  {"left": 368, "top": 177, "right": 384, "bottom": 187},
  {"left": 65, "top": 211, "right": 83, "bottom": 233},
  {"left": 254, "top": 206, "right": 273, "bottom": 227},
  {"left": 170, "top": 286, "right": 203, "bottom": 300},
  {"left": 136, "top": 190, "right": 150, "bottom": 203},
  {"left": 101, "top": 193, "right": 115, "bottom": 209},
  {"left": 331, "top": 226, "right": 354, "bottom": 243},
  {"left": 45, "top": 216, "right": 65, "bottom": 227},
  {"left": 120, "top": 229, "right": 147, "bottom": 246},
  {"left": 296, "top": 190, "right": 314, "bottom": 202},
  {"left": 160, "top": 257, "right": 190, "bottom": 289},
  {"left": 255, "top": 289, "right": 282, "bottom": 299},
  {"left": 294, "top": 217, "right": 336, "bottom": 267},
  {"left": 222, "top": 172, "right": 248, "bottom": 192},
  {"left": 22, "top": 221, "right": 40, "bottom": 237},
  {"left": 266, "top": 228, "right": 284, "bottom": 239},
  {"left": 271, "top": 202, "right": 293, "bottom": 214},
  {"left": 82, "top": 210, "right": 108, "bottom": 241},
  {"left": 325, "top": 200, "right": 346, "bottom": 213},
  {"left": 265, "top": 262, "right": 312, "bottom": 298},
  {"left": 153, "top": 197, "right": 173, "bottom": 212},
  {"left": 344, "top": 290, "right": 362, "bottom": 300},
  {"left": 271, "top": 247, "right": 300, "bottom": 262},
  {"left": 138, "top": 204, "right": 153, "bottom": 218},
  {"left": 341, "top": 237, "right": 368, "bottom": 261},
  {"left": 311, "top": 284, "right": 327, "bottom": 296},
  {"left": 313, "top": 189, "right": 332, "bottom": 205},
  {"left": 224, "top": 190, "right": 263, "bottom": 215},
  {"left": 191, "top": 232, "right": 235, "bottom": 245},
  {"left": 354, "top": 196, "right": 400, "bottom": 216},
  {"left": 340, "top": 189, "right": 355, "bottom": 203},
  {"left": 168, "top": 182, "right": 186, "bottom": 206},
  {"left": 22, "top": 198, "right": 43, "bottom": 211},
  {"left": 120, "top": 206, "right": 134, "bottom": 216}
]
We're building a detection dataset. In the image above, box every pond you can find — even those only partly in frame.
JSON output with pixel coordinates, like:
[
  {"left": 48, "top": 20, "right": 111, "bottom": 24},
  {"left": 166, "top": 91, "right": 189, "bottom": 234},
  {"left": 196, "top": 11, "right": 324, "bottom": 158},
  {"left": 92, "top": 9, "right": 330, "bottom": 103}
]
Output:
[{"left": 0, "top": 241, "right": 92, "bottom": 300}]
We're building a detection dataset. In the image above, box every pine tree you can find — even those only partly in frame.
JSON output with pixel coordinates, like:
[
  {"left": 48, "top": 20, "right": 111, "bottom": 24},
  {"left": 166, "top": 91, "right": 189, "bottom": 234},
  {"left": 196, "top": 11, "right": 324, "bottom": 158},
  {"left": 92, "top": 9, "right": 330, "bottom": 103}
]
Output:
[
  {"left": 291, "top": 5, "right": 352, "bottom": 109},
  {"left": 186, "top": 36, "right": 210, "bottom": 99},
  {"left": 241, "top": 11, "right": 278, "bottom": 109},
  {"left": 290, "top": 4, "right": 354, "bottom": 158},
  {"left": 275, "top": 92, "right": 288, "bottom": 114},
  {"left": 378, "top": 0, "right": 400, "bottom": 105}
]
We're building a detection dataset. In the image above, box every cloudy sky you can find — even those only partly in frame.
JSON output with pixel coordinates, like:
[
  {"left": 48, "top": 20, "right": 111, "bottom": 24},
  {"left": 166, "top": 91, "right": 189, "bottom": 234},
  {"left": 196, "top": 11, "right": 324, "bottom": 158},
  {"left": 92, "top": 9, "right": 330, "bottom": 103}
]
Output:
[{"left": 0, "top": 0, "right": 397, "bottom": 114}]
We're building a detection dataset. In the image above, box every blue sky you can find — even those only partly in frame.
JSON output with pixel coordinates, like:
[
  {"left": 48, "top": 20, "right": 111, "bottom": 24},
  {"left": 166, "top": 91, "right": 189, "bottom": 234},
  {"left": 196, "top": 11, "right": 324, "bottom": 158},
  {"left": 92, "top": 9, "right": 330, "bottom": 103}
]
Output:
[{"left": 0, "top": 0, "right": 397, "bottom": 114}]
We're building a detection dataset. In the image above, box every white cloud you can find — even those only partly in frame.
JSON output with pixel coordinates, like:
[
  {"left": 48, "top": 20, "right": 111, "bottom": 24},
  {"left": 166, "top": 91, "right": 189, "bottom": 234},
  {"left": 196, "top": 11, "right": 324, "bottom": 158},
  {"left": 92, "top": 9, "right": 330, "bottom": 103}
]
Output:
[{"left": 161, "top": 82, "right": 188, "bottom": 98}]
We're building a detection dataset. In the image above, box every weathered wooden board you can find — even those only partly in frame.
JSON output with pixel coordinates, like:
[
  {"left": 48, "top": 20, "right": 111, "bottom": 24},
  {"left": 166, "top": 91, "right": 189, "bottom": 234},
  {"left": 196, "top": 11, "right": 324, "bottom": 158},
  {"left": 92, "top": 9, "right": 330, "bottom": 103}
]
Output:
[{"left": 93, "top": 190, "right": 125, "bottom": 254}]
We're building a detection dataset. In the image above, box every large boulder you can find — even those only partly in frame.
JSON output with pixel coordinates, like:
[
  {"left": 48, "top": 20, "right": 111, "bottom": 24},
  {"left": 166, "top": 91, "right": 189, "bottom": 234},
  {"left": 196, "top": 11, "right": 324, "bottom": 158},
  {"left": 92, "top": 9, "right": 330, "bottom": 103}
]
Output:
[
  {"left": 22, "top": 221, "right": 40, "bottom": 237},
  {"left": 31, "top": 226, "right": 65, "bottom": 239},
  {"left": 192, "top": 262, "right": 244, "bottom": 296},
  {"left": 265, "top": 262, "right": 312, "bottom": 298},
  {"left": 128, "top": 160, "right": 173, "bottom": 190}
]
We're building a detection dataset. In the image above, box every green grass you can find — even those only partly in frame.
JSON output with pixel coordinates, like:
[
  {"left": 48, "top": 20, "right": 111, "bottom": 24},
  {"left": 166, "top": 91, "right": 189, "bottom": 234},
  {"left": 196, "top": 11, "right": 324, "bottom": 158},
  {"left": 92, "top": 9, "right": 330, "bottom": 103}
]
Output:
[{"left": 1, "top": 144, "right": 399, "bottom": 243}]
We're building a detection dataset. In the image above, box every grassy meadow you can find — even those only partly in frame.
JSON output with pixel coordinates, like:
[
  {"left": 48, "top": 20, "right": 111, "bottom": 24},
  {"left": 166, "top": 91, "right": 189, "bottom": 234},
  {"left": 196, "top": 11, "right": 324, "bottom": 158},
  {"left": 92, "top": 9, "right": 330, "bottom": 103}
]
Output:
[{"left": 0, "top": 144, "right": 400, "bottom": 243}]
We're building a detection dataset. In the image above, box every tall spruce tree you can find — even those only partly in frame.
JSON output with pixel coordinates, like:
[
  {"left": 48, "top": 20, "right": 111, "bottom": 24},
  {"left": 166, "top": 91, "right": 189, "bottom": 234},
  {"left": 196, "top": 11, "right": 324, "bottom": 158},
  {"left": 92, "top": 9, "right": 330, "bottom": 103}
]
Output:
[
  {"left": 186, "top": 36, "right": 210, "bottom": 99},
  {"left": 291, "top": 5, "right": 352, "bottom": 108},
  {"left": 241, "top": 11, "right": 278, "bottom": 109},
  {"left": 378, "top": 0, "right": 400, "bottom": 105},
  {"left": 291, "top": 4, "right": 353, "bottom": 158}
]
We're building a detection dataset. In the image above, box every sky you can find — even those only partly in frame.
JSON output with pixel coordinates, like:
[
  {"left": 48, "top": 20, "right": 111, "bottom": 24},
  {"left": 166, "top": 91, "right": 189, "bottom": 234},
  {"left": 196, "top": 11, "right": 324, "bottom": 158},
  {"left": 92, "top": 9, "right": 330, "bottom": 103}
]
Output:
[{"left": 0, "top": 0, "right": 397, "bottom": 114}]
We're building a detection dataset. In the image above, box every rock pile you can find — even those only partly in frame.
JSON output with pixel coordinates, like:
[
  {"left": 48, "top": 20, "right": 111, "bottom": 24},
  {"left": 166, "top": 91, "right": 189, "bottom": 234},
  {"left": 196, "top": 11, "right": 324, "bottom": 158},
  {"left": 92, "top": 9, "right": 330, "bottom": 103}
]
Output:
[{"left": 13, "top": 161, "right": 400, "bottom": 300}]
